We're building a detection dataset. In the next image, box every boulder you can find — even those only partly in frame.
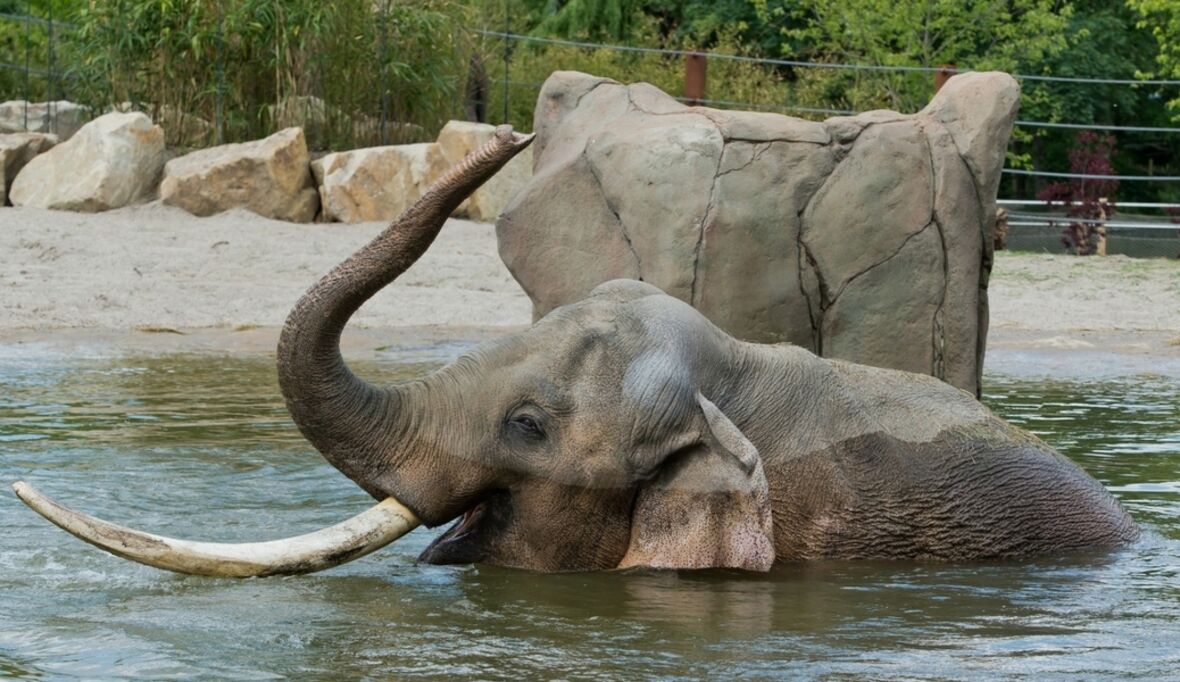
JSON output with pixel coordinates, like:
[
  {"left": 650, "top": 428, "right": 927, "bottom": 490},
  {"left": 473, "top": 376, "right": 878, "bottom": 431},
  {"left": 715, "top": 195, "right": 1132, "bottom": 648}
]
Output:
[
  {"left": 312, "top": 143, "right": 443, "bottom": 223},
  {"left": 9, "top": 112, "right": 165, "bottom": 212},
  {"left": 0, "top": 132, "right": 57, "bottom": 205},
  {"left": 497, "top": 71, "right": 1020, "bottom": 396},
  {"left": 435, "top": 120, "right": 533, "bottom": 222},
  {"left": 160, "top": 127, "right": 318, "bottom": 222},
  {"left": 0, "top": 100, "right": 89, "bottom": 140}
]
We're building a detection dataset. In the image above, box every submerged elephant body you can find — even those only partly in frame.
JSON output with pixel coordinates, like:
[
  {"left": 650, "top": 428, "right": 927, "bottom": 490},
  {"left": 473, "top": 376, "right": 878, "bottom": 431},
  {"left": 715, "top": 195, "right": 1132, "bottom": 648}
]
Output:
[
  {"left": 317, "top": 278, "right": 1135, "bottom": 570},
  {"left": 16, "top": 126, "right": 1137, "bottom": 576}
]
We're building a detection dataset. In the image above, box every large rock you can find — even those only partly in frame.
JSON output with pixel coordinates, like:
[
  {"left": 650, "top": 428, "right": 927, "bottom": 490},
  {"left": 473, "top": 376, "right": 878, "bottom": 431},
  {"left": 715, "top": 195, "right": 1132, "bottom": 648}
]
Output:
[
  {"left": 9, "top": 112, "right": 165, "bottom": 212},
  {"left": 0, "top": 100, "right": 89, "bottom": 140},
  {"left": 312, "top": 143, "right": 443, "bottom": 223},
  {"left": 435, "top": 120, "right": 533, "bottom": 222},
  {"left": 160, "top": 127, "right": 318, "bottom": 222},
  {"left": 497, "top": 71, "right": 1020, "bottom": 396},
  {"left": 0, "top": 132, "right": 56, "bottom": 205}
]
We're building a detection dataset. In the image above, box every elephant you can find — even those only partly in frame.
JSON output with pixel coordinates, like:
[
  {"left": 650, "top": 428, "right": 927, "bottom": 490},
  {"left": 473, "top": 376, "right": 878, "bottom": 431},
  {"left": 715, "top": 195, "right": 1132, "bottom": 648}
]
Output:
[{"left": 14, "top": 126, "right": 1138, "bottom": 576}]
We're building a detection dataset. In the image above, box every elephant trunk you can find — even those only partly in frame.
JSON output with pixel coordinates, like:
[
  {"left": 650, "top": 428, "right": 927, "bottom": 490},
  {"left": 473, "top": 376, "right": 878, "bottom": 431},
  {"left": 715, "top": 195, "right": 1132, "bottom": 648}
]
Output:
[
  {"left": 277, "top": 126, "right": 535, "bottom": 517},
  {"left": 10, "top": 128, "right": 532, "bottom": 578}
]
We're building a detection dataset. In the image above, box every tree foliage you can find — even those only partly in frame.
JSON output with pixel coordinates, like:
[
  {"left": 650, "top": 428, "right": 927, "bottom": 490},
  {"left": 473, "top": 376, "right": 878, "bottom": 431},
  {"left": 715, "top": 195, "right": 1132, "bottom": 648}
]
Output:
[
  {"left": 1, "top": 0, "right": 1176, "bottom": 200},
  {"left": 769, "top": 0, "right": 1071, "bottom": 113},
  {"left": 1127, "top": 0, "right": 1180, "bottom": 118}
]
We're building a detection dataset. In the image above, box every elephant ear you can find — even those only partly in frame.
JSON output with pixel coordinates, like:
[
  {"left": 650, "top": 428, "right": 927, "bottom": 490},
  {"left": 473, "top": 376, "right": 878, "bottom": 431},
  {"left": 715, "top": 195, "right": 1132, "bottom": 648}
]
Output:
[{"left": 618, "top": 393, "right": 775, "bottom": 572}]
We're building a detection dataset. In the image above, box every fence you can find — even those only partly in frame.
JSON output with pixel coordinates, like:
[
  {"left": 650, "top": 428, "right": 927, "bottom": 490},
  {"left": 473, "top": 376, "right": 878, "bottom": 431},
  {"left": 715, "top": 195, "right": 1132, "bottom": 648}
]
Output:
[
  {"left": 0, "top": 3, "right": 470, "bottom": 149},
  {"left": 473, "top": 29, "right": 1180, "bottom": 258},
  {"left": 473, "top": 29, "right": 1180, "bottom": 257}
]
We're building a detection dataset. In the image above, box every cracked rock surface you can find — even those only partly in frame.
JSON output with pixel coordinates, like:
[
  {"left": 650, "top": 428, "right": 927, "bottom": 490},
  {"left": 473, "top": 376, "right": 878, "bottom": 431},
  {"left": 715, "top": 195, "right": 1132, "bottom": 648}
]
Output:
[{"left": 497, "top": 71, "right": 1019, "bottom": 396}]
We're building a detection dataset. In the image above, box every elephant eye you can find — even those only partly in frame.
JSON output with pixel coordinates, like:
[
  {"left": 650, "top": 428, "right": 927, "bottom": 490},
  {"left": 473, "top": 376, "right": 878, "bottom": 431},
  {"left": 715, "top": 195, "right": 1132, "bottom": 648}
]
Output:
[{"left": 509, "top": 414, "right": 545, "bottom": 440}]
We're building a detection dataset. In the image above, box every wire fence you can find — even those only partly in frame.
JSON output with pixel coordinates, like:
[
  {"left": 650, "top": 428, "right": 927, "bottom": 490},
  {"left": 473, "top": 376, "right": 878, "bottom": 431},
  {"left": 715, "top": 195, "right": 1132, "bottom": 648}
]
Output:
[
  {"left": 0, "top": 5, "right": 467, "bottom": 149},
  {"left": 2, "top": 9, "right": 1178, "bottom": 257}
]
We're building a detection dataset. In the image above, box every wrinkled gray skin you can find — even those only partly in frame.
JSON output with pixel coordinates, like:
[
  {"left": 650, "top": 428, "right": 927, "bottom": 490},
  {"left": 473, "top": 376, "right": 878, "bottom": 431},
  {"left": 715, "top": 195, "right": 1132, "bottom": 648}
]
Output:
[{"left": 277, "top": 127, "right": 1138, "bottom": 573}]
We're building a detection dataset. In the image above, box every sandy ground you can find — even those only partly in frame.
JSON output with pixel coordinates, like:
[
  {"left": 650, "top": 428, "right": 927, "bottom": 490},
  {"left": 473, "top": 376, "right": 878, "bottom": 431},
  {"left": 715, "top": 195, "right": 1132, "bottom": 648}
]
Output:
[
  {"left": 1, "top": 203, "right": 1178, "bottom": 375},
  {"left": 0, "top": 203, "right": 530, "bottom": 330}
]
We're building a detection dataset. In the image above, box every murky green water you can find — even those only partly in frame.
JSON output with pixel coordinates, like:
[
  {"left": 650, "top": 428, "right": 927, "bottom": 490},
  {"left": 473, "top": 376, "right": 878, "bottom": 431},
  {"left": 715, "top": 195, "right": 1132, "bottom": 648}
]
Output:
[{"left": 1, "top": 345, "right": 1178, "bottom": 680}]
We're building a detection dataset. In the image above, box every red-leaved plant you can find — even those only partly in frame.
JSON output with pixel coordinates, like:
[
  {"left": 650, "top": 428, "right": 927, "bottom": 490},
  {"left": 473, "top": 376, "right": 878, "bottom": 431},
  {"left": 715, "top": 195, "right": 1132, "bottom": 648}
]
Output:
[{"left": 1038, "top": 132, "right": 1119, "bottom": 256}]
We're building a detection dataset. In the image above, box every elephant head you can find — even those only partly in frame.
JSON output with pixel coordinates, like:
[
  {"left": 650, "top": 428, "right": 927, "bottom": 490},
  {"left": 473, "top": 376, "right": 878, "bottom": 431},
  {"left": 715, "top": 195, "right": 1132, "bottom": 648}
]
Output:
[{"left": 14, "top": 126, "right": 774, "bottom": 575}]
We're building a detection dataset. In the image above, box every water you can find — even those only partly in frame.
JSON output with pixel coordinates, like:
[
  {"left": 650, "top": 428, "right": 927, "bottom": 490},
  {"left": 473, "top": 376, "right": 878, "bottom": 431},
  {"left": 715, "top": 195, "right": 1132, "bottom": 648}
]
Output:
[{"left": 1, "top": 346, "right": 1178, "bottom": 680}]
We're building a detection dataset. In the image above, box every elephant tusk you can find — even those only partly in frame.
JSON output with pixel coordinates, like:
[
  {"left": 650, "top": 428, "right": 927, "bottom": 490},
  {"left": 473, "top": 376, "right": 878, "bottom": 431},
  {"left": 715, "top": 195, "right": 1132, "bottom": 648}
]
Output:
[{"left": 11, "top": 481, "right": 420, "bottom": 578}]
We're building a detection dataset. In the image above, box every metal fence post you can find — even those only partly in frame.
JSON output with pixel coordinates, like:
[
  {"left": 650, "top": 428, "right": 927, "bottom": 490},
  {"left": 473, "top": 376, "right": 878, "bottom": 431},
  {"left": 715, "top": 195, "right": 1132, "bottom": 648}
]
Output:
[
  {"left": 46, "top": 0, "right": 55, "bottom": 134},
  {"left": 378, "top": 1, "right": 389, "bottom": 146},
  {"left": 684, "top": 52, "right": 706, "bottom": 105},
  {"left": 502, "top": 0, "right": 511, "bottom": 125},
  {"left": 215, "top": 20, "right": 225, "bottom": 145},
  {"left": 22, "top": 0, "right": 30, "bottom": 129},
  {"left": 934, "top": 63, "right": 956, "bottom": 93}
]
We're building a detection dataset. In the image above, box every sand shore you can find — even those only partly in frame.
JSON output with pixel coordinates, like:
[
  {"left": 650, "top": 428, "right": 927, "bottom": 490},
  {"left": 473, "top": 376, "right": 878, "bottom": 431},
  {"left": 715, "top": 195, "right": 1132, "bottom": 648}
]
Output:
[{"left": 2, "top": 203, "right": 1178, "bottom": 377}]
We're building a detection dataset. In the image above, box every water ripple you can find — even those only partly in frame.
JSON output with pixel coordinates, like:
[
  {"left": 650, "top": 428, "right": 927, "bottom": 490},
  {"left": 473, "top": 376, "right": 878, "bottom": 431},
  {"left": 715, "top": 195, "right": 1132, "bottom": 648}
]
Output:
[{"left": 0, "top": 353, "right": 1177, "bottom": 679}]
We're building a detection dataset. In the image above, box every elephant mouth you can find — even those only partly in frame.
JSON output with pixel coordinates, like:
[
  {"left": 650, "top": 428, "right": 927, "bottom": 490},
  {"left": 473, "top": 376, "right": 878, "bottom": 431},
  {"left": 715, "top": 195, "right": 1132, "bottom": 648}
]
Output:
[{"left": 418, "top": 489, "right": 511, "bottom": 565}]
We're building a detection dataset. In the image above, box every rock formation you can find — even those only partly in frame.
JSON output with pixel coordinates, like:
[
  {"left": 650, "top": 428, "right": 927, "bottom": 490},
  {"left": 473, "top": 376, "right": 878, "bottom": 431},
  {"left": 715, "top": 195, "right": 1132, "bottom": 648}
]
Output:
[
  {"left": 0, "top": 100, "right": 89, "bottom": 141},
  {"left": 312, "top": 143, "right": 442, "bottom": 223},
  {"left": 9, "top": 112, "right": 165, "bottom": 212},
  {"left": 310, "top": 121, "right": 534, "bottom": 224},
  {"left": 497, "top": 71, "right": 1020, "bottom": 396},
  {"left": 0, "top": 133, "right": 56, "bottom": 206},
  {"left": 435, "top": 121, "right": 533, "bottom": 222},
  {"left": 160, "top": 127, "right": 319, "bottom": 223}
]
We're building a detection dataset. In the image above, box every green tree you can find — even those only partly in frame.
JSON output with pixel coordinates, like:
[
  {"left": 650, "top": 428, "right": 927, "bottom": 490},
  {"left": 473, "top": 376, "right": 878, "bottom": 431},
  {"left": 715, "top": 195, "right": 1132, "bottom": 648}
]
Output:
[
  {"left": 0, "top": 0, "right": 86, "bottom": 102},
  {"left": 774, "top": 0, "right": 1073, "bottom": 113},
  {"left": 1128, "top": 0, "right": 1180, "bottom": 119},
  {"left": 1012, "top": 2, "right": 1177, "bottom": 201},
  {"left": 530, "top": 0, "right": 641, "bottom": 41},
  {"left": 64, "top": 0, "right": 471, "bottom": 148}
]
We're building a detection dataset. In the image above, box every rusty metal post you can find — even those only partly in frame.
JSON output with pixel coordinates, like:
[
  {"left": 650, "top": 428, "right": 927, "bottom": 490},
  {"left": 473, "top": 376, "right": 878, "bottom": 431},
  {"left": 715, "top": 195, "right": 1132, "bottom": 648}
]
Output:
[
  {"left": 684, "top": 52, "right": 706, "bottom": 106},
  {"left": 934, "top": 64, "right": 957, "bottom": 93}
]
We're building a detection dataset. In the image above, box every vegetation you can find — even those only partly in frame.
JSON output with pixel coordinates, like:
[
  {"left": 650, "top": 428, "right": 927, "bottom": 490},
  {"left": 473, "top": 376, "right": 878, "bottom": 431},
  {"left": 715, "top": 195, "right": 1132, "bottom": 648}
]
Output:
[
  {"left": 0, "top": 0, "right": 67, "bottom": 102},
  {"left": 0, "top": 0, "right": 1176, "bottom": 200},
  {"left": 474, "top": 0, "right": 1178, "bottom": 202},
  {"left": 3, "top": 0, "right": 470, "bottom": 148},
  {"left": 1038, "top": 132, "right": 1119, "bottom": 255}
]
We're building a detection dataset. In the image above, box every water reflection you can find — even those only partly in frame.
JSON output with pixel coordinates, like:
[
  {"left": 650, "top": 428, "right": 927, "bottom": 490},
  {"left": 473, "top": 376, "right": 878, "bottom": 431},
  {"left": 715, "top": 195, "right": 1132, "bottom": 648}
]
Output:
[{"left": 1, "top": 351, "right": 1178, "bottom": 679}]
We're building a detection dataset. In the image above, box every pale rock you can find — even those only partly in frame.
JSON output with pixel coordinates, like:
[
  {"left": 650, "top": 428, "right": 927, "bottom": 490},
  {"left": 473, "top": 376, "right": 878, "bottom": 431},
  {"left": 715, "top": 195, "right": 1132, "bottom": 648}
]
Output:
[
  {"left": 160, "top": 127, "right": 318, "bottom": 222},
  {"left": 9, "top": 112, "right": 164, "bottom": 212},
  {"left": 312, "top": 143, "right": 443, "bottom": 223},
  {"left": 435, "top": 120, "right": 533, "bottom": 222},
  {"left": 0, "top": 132, "right": 57, "bottom": 205},
  {"left": 0, "top": 100, "right": 89, "bottom": 140}
]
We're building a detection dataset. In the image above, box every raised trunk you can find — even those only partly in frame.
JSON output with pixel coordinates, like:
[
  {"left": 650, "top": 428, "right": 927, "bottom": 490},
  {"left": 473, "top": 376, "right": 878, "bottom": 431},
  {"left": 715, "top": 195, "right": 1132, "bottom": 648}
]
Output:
[{"left": 276, "top": 126, "right": 534, "bottom": 517}]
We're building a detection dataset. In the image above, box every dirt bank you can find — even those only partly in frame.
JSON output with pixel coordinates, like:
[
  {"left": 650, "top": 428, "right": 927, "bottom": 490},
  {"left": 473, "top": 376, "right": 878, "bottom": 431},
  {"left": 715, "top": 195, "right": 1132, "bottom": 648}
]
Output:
[
  {"left": 0, "top": 203, "right": 530, "bottom": 331},
  {"left": 2, "top": 204, "right": 1178, "bottom": 376}
]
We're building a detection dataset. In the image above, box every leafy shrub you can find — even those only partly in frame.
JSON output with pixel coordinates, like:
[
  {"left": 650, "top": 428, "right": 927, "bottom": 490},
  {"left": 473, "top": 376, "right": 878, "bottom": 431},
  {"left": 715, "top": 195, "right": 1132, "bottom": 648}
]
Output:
[{"left": 61, "top": 0, "right": 471, "bottom": 150}]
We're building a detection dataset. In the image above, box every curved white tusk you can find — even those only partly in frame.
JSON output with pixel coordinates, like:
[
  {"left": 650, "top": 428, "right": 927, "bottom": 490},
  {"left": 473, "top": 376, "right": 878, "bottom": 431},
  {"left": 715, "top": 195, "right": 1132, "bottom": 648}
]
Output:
[{"left": 11, "top": 481, "right": 420, "bottom": 578}]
